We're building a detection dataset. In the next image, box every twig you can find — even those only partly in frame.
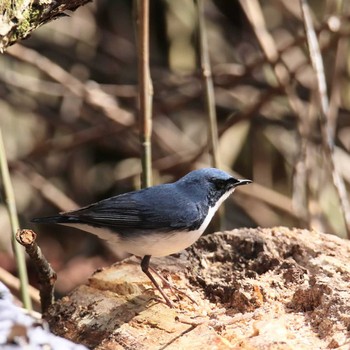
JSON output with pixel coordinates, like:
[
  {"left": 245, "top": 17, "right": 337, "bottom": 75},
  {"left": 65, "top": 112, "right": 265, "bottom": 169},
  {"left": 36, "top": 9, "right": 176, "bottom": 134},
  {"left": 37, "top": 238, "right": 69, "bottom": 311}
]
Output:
[
  {"left": 300, "top": 0, "right": 350, "bottom": 238},
  {"left": 195, "top": 0, "right": 223, "bottom": 229},
  {"left": 239, "top": 0, "right": 310, "bottom": 225},
  {"left": 136, "top": 0, "right": 153, "bottom": 188},
  {"left": 300, "top": 0, "right": 330, "bottom": 141},
  {"left": 16, "top": 229, "right": 57, "bottom": 314},
  {"left": 292, "top": 103, "right": 312, "bottom": 224},
  {"left": 327, "top": 3, "right": 347, "bottom": 141},
  {"left": 0, "top": 68, "right": 65, "bottom": 96},
  {"left": 7, "top": 44, "right": 134, "bottom": 128},
  {"left": 0, "top": 129, "right": 32, "bottom": 310},
  {"left": 195, "top": 0, "right": 220, "bottom": 168},
  {"left": 13, "top": 162, "right": 78, "bottom": 211}
]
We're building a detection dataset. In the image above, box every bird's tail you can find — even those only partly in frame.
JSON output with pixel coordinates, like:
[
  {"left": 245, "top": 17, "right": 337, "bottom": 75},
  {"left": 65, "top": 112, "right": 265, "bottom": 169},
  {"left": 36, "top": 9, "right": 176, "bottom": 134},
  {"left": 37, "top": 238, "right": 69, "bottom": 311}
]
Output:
[{"left": 31, "top": 215, "right": 79, "bottom": 224}]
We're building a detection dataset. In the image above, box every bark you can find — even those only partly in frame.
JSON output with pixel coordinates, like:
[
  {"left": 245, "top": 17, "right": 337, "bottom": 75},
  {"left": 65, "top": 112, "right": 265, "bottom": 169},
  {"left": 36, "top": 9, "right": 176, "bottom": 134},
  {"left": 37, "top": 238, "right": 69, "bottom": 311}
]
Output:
[
  {"left": 45, "top": 227, "right": 350, "bottom": 349},
  {"left": 0, "top": 0, "right": 91, "bottom": 52}
]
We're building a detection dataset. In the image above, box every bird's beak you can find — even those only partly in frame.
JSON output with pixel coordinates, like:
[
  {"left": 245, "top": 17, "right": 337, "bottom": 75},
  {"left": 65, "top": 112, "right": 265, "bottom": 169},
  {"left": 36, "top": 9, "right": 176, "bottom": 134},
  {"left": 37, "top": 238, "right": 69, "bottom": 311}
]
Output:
[{"left": 234, "top": 179, "right": 252, "bottom": 187}]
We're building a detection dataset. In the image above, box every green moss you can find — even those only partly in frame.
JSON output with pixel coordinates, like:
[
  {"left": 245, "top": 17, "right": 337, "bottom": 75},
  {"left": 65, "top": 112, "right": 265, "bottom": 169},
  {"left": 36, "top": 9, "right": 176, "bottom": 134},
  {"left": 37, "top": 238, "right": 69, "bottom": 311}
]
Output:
[
  {"left": 0, "top": 0, "right": 88, "bottom": 51},
  {"left": 0, "top": 2, "right": 44, "bottom": 47},
  {"left": 20, "top": 6, "right": 42, "bottom": 34}
]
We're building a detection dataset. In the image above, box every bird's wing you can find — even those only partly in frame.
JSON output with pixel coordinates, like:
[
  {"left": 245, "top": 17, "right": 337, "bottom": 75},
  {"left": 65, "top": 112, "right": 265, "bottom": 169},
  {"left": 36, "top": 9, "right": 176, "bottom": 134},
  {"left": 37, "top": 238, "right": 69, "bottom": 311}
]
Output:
[{"left": 61, "top": 185, "right": 206, "bottom": 232}]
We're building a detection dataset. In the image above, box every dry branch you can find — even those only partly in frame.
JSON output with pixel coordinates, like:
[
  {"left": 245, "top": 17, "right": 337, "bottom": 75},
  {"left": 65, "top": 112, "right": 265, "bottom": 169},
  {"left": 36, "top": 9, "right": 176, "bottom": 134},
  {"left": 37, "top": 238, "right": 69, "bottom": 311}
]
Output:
[
  {"left": 16, "top": 229, "right": 57, "bottom": 314},
  {"left": 136, "top": 0, "right": 154, "bottom": 188},
  {"left": 7, "top": 44, "right": 134, "bottom": 128},
  {"left": 195, "top": 0, "right": 220, "bottom": 168},
  {"left": 300, "top": 0, "right": 350, "bottom": 238}
]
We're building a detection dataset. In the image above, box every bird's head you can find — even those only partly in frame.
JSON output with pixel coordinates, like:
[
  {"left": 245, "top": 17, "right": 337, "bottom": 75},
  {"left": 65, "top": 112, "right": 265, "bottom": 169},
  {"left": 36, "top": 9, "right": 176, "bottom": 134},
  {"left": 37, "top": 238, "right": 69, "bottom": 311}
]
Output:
[{"left": 177, "top": 168, "right": 252, "bottom": 206}]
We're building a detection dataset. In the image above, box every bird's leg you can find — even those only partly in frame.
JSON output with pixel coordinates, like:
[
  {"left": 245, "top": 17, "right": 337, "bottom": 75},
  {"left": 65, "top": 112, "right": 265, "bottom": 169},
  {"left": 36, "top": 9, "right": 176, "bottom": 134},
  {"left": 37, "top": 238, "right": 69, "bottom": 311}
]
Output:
[
  {"left": 140, "top": 256, "right": 197, "bottom": 306},
  {"left": 148, "top": 265, "right": 197, "bottom": 305},
  {"left": 141, "top": 255, "right": 173, "bottom": 308},
  {"left": 148, "top": 265, "right": 180, "bottom": 301}
]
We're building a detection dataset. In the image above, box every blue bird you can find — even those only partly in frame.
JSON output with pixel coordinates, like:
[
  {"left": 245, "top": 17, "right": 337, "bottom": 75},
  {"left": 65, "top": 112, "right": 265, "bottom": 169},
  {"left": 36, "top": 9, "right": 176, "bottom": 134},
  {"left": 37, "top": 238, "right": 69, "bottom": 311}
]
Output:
[{"left": 32, "top": 168, "right": 251, "bottom": 307}]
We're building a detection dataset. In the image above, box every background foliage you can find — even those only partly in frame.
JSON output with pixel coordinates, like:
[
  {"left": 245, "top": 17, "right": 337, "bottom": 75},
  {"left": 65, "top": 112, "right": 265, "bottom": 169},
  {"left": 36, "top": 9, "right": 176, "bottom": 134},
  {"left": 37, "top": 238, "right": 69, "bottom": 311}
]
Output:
[{"left": 1, "top": 0, "right": 349, "bottom": 297}]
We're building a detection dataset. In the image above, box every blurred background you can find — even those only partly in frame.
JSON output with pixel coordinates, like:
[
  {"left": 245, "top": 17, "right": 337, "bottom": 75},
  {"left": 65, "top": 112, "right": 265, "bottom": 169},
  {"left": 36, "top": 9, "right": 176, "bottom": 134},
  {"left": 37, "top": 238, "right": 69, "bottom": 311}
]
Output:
[{"left": 1, "top": 0, "right": 350, "bottom": 298}]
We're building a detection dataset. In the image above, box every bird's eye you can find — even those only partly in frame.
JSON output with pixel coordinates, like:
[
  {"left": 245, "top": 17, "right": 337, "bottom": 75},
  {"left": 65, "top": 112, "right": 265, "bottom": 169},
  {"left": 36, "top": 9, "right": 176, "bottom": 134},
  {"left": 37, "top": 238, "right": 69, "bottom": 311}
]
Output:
[{"left": 214, "top": 180, "right": 226, "bottom": 190}]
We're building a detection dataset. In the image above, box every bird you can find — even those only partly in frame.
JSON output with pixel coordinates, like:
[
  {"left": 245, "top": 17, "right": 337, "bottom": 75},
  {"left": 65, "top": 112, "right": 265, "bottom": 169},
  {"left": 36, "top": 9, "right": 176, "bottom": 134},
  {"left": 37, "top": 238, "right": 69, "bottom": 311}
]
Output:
[{"left": 32, "top": 168, "right": 252, "bottom": 307}]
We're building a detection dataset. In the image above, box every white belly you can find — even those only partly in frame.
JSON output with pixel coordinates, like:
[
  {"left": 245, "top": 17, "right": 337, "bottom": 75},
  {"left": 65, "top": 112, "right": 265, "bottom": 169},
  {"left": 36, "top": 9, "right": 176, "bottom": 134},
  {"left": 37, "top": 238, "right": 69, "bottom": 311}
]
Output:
[
  {"left": 61, "top": 222, "right": 205, "bottom": 257},
  {"left": 119, "top": 228, "right": 205, "bottom": 257}
]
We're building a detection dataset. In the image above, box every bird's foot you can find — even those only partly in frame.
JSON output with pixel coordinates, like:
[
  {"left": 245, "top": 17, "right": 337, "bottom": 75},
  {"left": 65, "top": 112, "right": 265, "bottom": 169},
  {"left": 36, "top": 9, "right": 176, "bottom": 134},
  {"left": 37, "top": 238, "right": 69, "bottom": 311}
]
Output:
[
  {"left": 140, "top": 255, "right": 196, "bottom": 308},
  {"left": 149, "top": 266, "right": 197, "bottom": 305}
]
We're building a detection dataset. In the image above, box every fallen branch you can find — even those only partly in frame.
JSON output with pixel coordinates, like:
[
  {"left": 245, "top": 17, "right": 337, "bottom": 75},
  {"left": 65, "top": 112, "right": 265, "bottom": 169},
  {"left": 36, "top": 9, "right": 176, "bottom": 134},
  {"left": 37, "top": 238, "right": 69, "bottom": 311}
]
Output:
[{"left": 16, "top": 229, "right": 57, "bottom": 314}]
